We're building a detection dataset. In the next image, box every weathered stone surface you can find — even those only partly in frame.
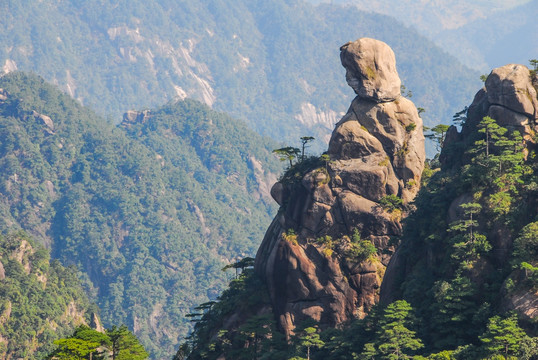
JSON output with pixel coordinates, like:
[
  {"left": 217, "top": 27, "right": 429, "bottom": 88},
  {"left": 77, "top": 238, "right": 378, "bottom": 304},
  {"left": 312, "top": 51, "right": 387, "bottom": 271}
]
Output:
[
  {"left": 0, "top": 260, "right": 5, "bottom": 280},
  {"left": 254, "top": 38, "right": 424, "bottom": 337},
  {"left": 442, "top": 63, "right": 538, "bottom": 168},
  {"left": 329, "top": 95, "right": 425, "bottom": 202},
  {"left": 332, "top": 157, "right": 399, "bottom": 202},
  {"left": 485, "top": 64, "right": 538, "bottom": 118},
  {"left": 270, "top": 182, "right": 285, "bottom": 206},
  {"left": 121, "top": 109, "right": 151, "bottom": 127},
  {"left": 488, "top": 105, "right": 532, "bottom": 140},
  {"left": 31, "top": 110, "right": 55, "bottom": 135},
  {"left": 340, "top": 38, "right": 401, "bottom": 102},
  {"left": 328, "top": 118, "right": 385, "bottom": 159},
  {"left": 503, "top": 288, "right": 538, "bottom": 321}
]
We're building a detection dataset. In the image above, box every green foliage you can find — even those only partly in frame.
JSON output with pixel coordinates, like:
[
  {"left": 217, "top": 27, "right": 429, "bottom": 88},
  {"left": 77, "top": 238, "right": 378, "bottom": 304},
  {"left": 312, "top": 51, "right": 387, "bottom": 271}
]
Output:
[
  {"left": 512, "top": 222, "right": 538, "bottom": 265},
  {"left": 405, "top": 123, "right": 417, "bottom": 133},
  {"left": 400, "top": 84, "right": 413, "bottom": 99},
  {"left": 48, "top": 326, "right": 110, "bottom": 360},
  {"left": 0, "top": 0, "right": 479, "bottom": 157},
  {"left": 0, "top": 72, "right": 280, "bottom": 358},
  {"left": 300, "top": 136, "right": 316, "bottom": 162},
  {"left": 107, "top": 325, "right": 149, "bottom": 360},
  {"left": 278, "top": 155, "right": 325, "bottom": 186},
  {"left": 379, "top": 195, "right": 403, "bottom": 213},
  {"left": 294, "top": 326, "right": 325, "bottom": 360},
  {"left": 51, "top": 338, "right": 101, "bottom": 360},
  {"left": 345, "top": 229, "right": 377, "bottom": 262},
  {"left": 452, "top": 107, "right": 468, "bottom": 126},
  {"left": 365, "top": 300, "right": 424, "bottom": 359},
  {"left": 382, "top": 107, "right": 538, "bottom": 357},
  {"left": 273, "top": 146, "right": 301, "bottom": 167},
  {"left": 519, "top": 262, "right": 538, "bottom": 289},
  {"left": 48, "top": 324, "right": 147, "bottom": 360},
  {"left": 0, "top": 232, "right": 94, "bottom": 360},
  {"left": 424, "top": 124, "right": 450, "bottom": 152},
  {"left": 479, "top": 314, "right": 525, "bottom": 358},
  {"left": 179, "top": 270, "right": 283, "bottom": 360}
]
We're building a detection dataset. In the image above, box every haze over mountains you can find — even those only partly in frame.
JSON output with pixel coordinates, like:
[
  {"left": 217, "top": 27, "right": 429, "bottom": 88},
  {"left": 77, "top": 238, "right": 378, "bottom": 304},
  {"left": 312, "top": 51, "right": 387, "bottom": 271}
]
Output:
[
  {"left": 0, "top": 0, "right": 480, "bottom": 153},
  {"left": 310, "top": 0, "right": 537, "bottom": 71}
]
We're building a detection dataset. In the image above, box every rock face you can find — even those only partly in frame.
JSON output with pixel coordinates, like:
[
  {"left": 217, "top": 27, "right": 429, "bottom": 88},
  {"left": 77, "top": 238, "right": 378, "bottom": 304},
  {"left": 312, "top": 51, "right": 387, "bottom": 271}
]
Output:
[
  {"left": 121, "top": 109, "right": 152, "bottom": 128},
  {"left": 255, "top": 38, "right": 425, "bottom": 337},
  {"left": 448, "top": 64, "right": 538, "bottom": 151},
  {"left": 439, "top": 64, "right": 538, "bottom": 168},
  {"left": 340, "top": 38, "right": 401, "bottom": 102}
]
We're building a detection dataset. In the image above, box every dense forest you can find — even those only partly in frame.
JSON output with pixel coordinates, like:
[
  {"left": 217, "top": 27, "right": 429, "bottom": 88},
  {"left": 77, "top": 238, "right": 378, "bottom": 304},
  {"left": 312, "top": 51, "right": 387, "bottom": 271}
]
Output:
[
  {"left": 0, "top": 231, "right": 94, "bottom": 359},
  {"left": 0, "top": 0, "right": 480, "bottom": 153},
  {"left": 0, "top": 72, "right": 282, "bottom": 357}
]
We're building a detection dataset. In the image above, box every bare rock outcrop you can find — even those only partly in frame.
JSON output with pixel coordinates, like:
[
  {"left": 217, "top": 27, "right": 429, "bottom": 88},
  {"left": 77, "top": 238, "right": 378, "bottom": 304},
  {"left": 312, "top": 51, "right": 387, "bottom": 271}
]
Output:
[
  {"left": 255, "top": 38, "right": 425, "bottom": 337},
  {"left": 340, "top": 38, "right": 401, "bottom": 102},
  {"left": 447, "top": 64, "right": 538, "bottom": 154},
  {"left": 121, "top": 109, "right": 152, "bottom": 128}
]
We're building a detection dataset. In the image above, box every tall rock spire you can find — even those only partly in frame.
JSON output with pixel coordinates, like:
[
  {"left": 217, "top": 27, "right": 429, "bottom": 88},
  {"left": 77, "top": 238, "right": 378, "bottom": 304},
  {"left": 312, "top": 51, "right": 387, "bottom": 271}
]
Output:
[{"left": 255, "top": 38, "right": 425, "bottom": 337}]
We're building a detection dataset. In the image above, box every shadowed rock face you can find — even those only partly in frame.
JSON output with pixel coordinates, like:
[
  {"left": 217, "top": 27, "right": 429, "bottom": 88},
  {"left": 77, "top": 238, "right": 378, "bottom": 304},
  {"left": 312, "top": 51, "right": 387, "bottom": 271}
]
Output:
[{"left": 255, "top": 38, "right": 425, "bottom": 337}]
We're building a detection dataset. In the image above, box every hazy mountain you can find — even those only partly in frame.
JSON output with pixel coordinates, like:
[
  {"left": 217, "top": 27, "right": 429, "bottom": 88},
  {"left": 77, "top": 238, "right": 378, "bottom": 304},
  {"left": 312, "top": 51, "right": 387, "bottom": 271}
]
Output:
[
  {"left": 0, "top": 0, "right": 479, "bottom": 152},
  {"left": 308, "top": 0, "right": 536, "bottom": 71}
]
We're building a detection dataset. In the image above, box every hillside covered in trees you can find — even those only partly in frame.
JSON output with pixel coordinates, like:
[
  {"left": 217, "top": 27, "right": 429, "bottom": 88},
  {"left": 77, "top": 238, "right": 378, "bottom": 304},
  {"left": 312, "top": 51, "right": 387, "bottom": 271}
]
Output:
[
  {"left": 0, "top": 231, "right": 95, "bottom": 359},
  {"left": 0, "top": 72, "right": 282, "bottom": 358}
]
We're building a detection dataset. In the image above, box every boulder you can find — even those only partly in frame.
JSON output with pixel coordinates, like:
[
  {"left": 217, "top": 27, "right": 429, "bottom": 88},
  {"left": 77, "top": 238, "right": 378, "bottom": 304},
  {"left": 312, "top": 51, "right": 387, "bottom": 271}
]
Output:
[
  {"left": 331, "top": 157, "right": 399, "bottom": 202},
  {"left": 340, "top": 38, "right": 401, "bottom": 102},
  {"left": 485, "top": 64, "right": 538, "bottom": 119},
  {"left": 121, "top": 109, "right": 151, "bottom": 127},
  {"left": 328, "top": 118, "right": 385, "bottom": 159}
]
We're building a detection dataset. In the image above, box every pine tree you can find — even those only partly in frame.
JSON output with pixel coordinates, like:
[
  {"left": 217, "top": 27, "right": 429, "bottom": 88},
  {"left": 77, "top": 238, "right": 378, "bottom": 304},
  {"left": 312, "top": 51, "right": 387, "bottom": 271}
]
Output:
[
  {"left": 480, "top": 314, "right": 525, "bottom": 357},
  {"left": 372, "top": 300, "right": 424, "bottom": 359},
  {"left": 297, "top": 327, "right": 325, "bottom": 360},
  {"left": 107, "top": 325, "right": 148, "bottom": 360}
]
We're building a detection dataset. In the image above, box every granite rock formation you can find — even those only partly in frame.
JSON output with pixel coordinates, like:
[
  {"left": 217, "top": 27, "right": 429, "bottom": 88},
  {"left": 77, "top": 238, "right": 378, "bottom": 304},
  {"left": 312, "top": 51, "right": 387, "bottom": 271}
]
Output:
[{"left": 255, "top": 38, "right": 425, "bottom": 337}]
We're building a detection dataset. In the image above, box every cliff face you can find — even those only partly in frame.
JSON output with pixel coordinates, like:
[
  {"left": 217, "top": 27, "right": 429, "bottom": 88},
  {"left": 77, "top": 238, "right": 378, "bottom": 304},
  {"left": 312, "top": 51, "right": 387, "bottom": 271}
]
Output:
[{"left": 255, "top": 38, "right": 425, "bottom": 337}]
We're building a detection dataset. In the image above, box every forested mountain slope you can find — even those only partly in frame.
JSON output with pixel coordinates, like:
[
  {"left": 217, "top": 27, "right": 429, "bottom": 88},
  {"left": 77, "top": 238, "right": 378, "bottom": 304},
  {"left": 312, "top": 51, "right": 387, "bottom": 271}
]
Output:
[
  {"left": 0, "top": 0, "right": 479, "bottom": 150},
  {"left": 0, "top": 231, "right": 95, "bottom": 359},
  {"left": 0, "top": 72, "right": 280, "bottom": 358},
  {"left": 309, "top": 0, "right": 536, "bottom": 72}
]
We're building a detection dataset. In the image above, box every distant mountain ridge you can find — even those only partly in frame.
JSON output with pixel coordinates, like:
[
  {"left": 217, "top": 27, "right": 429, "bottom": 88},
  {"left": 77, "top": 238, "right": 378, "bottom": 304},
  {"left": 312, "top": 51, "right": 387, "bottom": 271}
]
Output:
[
  {"left": 0, "top": 0, "right": 479, "bottom": 152},
  {"left": 309, "top": 0, "right": 536, "bottom": 72}
]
